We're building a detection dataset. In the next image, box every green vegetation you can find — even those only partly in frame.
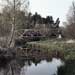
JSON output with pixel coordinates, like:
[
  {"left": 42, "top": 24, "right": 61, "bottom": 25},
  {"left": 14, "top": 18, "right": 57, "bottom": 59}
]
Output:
[{"left": 27, "top": 39, "right": 75, "bottom": 60}]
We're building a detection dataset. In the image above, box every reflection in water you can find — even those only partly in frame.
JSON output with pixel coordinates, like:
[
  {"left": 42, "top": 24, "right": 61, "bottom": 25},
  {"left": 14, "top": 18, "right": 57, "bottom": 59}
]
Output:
[
  {"left": 21, "top": 58, "right": 63, "bottom": 75},
  {"left": 0, "top": 60, "right": 20, "bottom": 75},
  {"left": 58, "top": 59, "right": 75, "bottom": 75},
  {"left": 0, "top": 58, "right": 63, "bottom": 75}
]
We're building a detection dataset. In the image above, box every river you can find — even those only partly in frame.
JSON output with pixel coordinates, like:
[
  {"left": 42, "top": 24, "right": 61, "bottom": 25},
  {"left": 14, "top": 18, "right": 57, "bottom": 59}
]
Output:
[
  {"left": 21, "top": 58, "right": 64, "bottom": 75},
  {"left": 0, "top": 58, "right": 64, "bottom": 75}
]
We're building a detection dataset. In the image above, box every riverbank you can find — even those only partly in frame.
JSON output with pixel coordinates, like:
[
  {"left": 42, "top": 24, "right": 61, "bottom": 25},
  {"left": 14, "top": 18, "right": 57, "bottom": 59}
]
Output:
[{"left": 27, "top": 39, "right": 75, "bottom": 60}]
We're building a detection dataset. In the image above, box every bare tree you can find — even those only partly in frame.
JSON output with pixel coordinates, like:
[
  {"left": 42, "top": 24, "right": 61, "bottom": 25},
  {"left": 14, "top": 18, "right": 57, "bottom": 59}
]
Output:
[
  {"left": 1, "top": 0, "right": 29, "bottom": 47},
  {"left": 64, "top": 1, "right": 75, "bottom": 39},
  {"left": 67, "top": 1, "right": 75, "bottom": 24}
]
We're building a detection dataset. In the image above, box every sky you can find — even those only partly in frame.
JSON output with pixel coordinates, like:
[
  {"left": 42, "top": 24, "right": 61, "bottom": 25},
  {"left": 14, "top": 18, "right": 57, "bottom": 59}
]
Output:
[{"left": 29, "top": 0, "right": 74, "bottom": 26}]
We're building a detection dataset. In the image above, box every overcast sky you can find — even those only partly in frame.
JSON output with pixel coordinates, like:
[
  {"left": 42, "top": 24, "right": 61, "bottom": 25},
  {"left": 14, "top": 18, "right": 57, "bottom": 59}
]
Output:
[{"left": 29, "top": 0, "right": 74, "bottom": 26}]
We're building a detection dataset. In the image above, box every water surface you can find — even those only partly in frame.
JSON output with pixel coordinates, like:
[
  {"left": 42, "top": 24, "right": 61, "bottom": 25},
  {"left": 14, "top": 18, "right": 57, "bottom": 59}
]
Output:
[
  {"left": 20, "top": 58, "right": 63, "bottom": 75},
  {"left": 0, "top": 58, "right": 64, "bottom": 75}
]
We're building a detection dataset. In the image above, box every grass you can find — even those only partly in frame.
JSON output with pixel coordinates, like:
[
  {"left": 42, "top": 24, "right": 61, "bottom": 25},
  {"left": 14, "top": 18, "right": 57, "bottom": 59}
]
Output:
[{"left": 27, "top": 39, "right": 75, "bottom": 60}]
